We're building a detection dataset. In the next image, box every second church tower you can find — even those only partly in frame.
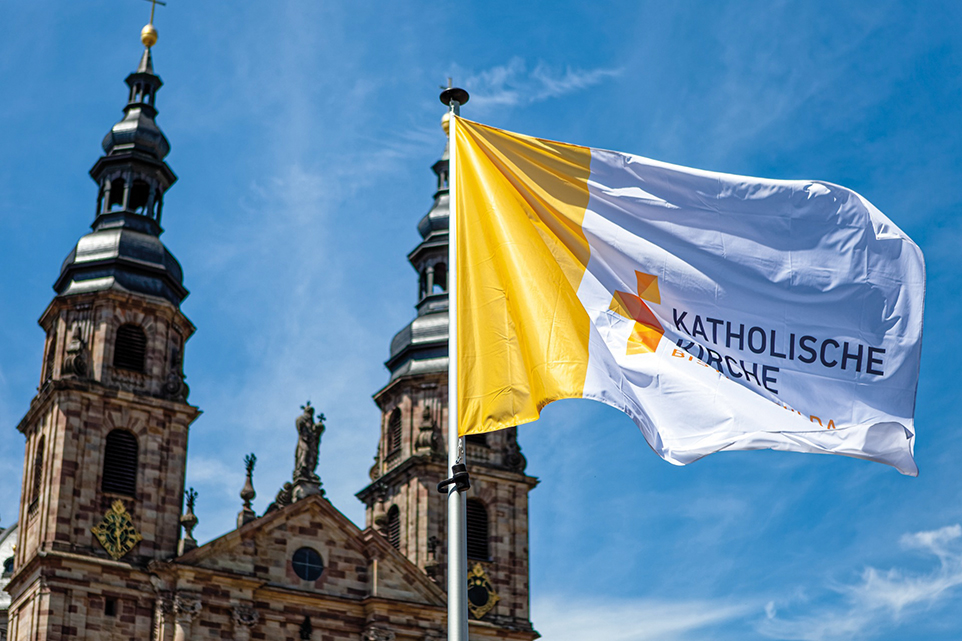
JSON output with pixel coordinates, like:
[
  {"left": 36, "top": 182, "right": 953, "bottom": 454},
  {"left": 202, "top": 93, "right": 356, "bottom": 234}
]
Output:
[{"left": 358, "top": 114, "right": 539, "bottom": 633}]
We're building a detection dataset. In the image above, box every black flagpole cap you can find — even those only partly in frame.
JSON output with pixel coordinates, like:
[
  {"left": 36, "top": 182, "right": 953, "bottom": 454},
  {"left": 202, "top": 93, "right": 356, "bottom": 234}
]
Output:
[{"left": 440, "top": 87, "right": 470, "bottom": 107}]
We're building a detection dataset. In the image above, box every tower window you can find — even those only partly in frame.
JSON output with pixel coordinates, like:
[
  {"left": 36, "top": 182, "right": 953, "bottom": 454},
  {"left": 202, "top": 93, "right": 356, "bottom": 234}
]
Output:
[
  {"left": 30, "top": 435, "right": 45, "bottom": 512},
  {"left": 386, "top": 505, "right": 401, "bottom": 550},
  {"left": 107, "top": 178, "right": 126, "bottom": 211},
  {"left": 114, "top": 324, "right": 147, "bottom": 372},
  {"left": 433, "top": 263, "right": 447, "bottom": 293},
  {"left": 466, "top": 499, "right": 489, "bottom": 560},
  {"left": 44, "top": 329, "right": 57, "bottom": 381},
  {"left": 291, "top": 547, "right": 324, "bottom": 581},
  {"left": 387, "top": 408, "right": 402, "bottom": 455},
  {"left": 129, "top": 180, "right": 150, "bottom": 214},
  {"left": 102, "top": 430, "right": 138, "bottom": 497}
]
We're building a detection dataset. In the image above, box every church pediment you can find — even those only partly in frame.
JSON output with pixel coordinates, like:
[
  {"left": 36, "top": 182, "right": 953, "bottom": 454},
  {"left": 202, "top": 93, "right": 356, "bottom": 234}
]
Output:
[{"left": 166, "top": 495, "right": 444, "bottom": 606}]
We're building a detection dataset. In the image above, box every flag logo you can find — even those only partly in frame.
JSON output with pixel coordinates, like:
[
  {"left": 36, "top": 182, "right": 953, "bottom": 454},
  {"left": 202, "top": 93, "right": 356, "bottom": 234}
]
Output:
[{"left": 608, "top": 271, "right": 664, "bottom": 355}]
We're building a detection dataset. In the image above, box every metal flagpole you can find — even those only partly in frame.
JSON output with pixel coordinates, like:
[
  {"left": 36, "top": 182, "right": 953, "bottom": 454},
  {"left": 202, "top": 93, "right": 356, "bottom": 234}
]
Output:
[{"left": 437, "top": 86, "right": 470, "bottom": 641}]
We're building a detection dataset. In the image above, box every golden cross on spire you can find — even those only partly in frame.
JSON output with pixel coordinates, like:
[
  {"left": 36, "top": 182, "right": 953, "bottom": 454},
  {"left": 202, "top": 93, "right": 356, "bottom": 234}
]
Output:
[
  {"left": 144, "top": 0, "right": 167, "bottom": 24},
  {"left": 139, "top": 0, "right": 166, "bottom": 48}
]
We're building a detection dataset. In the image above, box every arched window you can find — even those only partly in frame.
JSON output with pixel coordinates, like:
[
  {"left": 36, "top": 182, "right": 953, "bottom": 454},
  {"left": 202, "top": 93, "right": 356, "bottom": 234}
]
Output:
[
  {"left": 44, "top": 329, "right": 57, "bottom": 381},
  {"left": 466, "top": 499, "right": 489, "bottom": 560},
  {"left": 433, "top": 263, "right": 447, "bottom": 293},
  {"left": 114, "top": 324, "right": 147, "bottom": 372},
  {"left": 30, "top": 435, "right": 45, "bottom": 512},
  {"left": 386, "top": 505, "right": 401, "bottom": 550},
  {"left": 419, "top": 269, "right": 428, "bottom": 299},
  {"left": 129, "top": 180, "right": 150, "bottom": 214},
  {"left": 102, "top": 430, "right": 138, "bottom": 497},
  {"left": 108, "top": 178, "right": 126, "bottom": 211},
  {"left": 387, "top": 408, "right": 402, "bottom": 455}
]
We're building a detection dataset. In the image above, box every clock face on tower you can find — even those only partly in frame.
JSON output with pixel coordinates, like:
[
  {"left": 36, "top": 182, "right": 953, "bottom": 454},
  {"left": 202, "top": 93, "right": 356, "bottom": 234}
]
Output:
[{"left": 467, "top": 562, "right": 500, "bottom": 619}]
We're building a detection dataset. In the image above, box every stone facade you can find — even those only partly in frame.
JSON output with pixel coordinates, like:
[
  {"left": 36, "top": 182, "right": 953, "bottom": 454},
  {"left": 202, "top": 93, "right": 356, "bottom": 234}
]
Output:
[
  {"left": 360, "top": 378, "right": 537, "bottom": 631},
  {"left": 0, "top": 524, "right": 16, "bottom": 641},
  {"left": 2, "top": 27, "right": 539, "bottom": 641}
]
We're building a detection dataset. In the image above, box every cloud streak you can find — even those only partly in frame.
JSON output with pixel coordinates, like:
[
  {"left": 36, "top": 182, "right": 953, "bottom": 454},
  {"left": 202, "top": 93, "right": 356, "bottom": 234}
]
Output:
[
  {"left": 533, "top": 595, "right": 754, "bottom": 641},
  {"left": 758, "top": 525, "right": 962, "bottom": 640},
  {"left": 456, "top": 57, "right": 620, "bottom": 113}
]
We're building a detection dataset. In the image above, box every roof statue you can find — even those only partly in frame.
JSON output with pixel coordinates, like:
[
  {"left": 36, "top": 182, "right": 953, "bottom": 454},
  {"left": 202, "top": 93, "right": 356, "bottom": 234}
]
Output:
[{"left": 293, "top": 402, "right": 326, "bottom": 500}]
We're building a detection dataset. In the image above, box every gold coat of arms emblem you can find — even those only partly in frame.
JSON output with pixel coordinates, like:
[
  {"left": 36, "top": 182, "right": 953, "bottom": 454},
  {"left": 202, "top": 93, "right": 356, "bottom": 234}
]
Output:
[{"left": 92, "top": 500, "right": 143, "bottom": 560}]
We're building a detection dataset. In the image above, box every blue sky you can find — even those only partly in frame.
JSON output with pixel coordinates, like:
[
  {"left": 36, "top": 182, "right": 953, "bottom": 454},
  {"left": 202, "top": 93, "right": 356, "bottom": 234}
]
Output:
[{"left": 1, "top": 2, "right": 961, "bottom": 639}]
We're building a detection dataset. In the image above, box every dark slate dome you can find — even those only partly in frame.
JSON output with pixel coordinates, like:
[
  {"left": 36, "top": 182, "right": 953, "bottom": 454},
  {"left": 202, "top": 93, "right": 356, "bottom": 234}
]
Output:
[
  {"left": 417, "top": 183, "right": 449, "bottom": 240},
  {"left": 102, "top": 106, "right": 170, "bottom": 159},
  {"left": 55, "top": 45, "right": 186, "bottom": 307},
  {"left": 101, "top": 49, "right": 170, "bottom": 160},
  {"left": 382, "top": 114, "right": 453, "bottom": 384},
  {"left": 55, "top": 225, "right": 187, "bottom": 305}
]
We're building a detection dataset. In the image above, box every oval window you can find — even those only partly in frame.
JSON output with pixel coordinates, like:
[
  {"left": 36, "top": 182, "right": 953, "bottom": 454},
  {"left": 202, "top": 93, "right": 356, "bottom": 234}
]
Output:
[{"left": 292, "top": 547, "right": 324, "bottom": 581}]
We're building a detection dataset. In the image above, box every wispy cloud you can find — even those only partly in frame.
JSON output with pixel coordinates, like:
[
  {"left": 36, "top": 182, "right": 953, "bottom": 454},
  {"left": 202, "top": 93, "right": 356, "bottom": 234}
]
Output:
[
  {"left": 455, "top": 57, "right": 621, "bottom": 113},
  {"left": 758, "top": 525, "right": 962, "bottom": 640},
  {"left": 533, "top": 595, "right": 754, "bottom": 641}
]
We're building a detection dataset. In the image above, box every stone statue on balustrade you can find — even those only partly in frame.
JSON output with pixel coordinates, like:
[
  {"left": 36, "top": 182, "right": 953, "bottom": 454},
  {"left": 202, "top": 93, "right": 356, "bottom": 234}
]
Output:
[{"left": 292, "top": 401, "right": 326, "bottom": 500}]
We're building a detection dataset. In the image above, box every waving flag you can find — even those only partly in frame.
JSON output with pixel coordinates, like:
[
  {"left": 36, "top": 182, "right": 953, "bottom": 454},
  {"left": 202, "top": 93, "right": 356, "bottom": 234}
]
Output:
[{"left": 452, "top": 117, "right": 924, "bottom": 475}]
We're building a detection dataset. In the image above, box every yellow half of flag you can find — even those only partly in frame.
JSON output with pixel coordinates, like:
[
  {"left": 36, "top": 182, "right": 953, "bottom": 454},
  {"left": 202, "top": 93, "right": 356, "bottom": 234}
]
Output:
[{"left": 454, "top": 118, "right": 593, "bottom": 435}]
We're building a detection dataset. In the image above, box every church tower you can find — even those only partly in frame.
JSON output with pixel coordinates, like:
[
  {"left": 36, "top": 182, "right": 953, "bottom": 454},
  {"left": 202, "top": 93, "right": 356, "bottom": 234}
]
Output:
[
  {"left": 358, "top": 115, "right": 539, "bottom": 633},
  {"left": 5, "top": 25, "right": 199, "bottom": 640}
]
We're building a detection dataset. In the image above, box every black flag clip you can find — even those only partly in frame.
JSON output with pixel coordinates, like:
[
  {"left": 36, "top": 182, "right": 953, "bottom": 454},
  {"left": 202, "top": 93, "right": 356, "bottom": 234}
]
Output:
[{"left": 437, "top": 463, "right": 470, "bottom": 494}]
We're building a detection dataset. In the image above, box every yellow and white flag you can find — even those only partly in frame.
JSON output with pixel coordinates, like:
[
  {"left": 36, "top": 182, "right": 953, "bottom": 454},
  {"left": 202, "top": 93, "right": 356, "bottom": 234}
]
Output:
[{"left": 453, "top": 117, "right": 924, "bottom": 475}]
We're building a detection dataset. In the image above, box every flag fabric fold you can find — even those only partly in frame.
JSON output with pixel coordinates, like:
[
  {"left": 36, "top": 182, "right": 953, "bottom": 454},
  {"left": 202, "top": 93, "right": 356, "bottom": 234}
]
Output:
[{"left": 453, "top": 117, "right": 924, "bottom": 475}]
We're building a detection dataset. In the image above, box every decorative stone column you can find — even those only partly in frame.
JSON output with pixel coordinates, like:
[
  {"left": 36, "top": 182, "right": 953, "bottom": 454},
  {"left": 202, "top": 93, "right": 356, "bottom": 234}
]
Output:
[
  {"left": 152, "top": 596, "right": 172, "bottom": 641},
  {"left": 231, "top": 604, "right": 259, "bottom": 641},
  {"left": 172, "top": 594, "right": 201, "bottom": 641}
]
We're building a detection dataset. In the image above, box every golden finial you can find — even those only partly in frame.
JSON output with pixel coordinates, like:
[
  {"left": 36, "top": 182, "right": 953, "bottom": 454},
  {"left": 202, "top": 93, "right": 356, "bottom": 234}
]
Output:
[
  {"left": 440, "top": 78, "right": 454, "bottom": 134},
  {"left": 140, "top": 0, "right": 167, "bottom": 48}
]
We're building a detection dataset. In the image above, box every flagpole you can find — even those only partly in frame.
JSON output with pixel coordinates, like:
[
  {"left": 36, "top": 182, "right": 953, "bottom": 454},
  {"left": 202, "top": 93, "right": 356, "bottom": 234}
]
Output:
[{"left": 439, "top": 86, "right": 470, "bottom": 641}]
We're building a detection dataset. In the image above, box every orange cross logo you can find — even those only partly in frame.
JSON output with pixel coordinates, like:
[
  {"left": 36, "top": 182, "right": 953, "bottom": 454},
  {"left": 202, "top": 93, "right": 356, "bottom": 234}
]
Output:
[{"left": 608, "top": 271, "right": 664, "bottom": 355}]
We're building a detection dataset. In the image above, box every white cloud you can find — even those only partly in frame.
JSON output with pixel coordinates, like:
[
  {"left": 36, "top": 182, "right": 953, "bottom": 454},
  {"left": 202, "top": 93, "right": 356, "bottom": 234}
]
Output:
[
  {"left": 456, "top": 57, "right": 621, "bottom": 113},
  {"left": 758, "top": 525, "right": 962, "bottom": 640},
  {"left": 533, "top": 595, "right": 754, "bottom": 641}
]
